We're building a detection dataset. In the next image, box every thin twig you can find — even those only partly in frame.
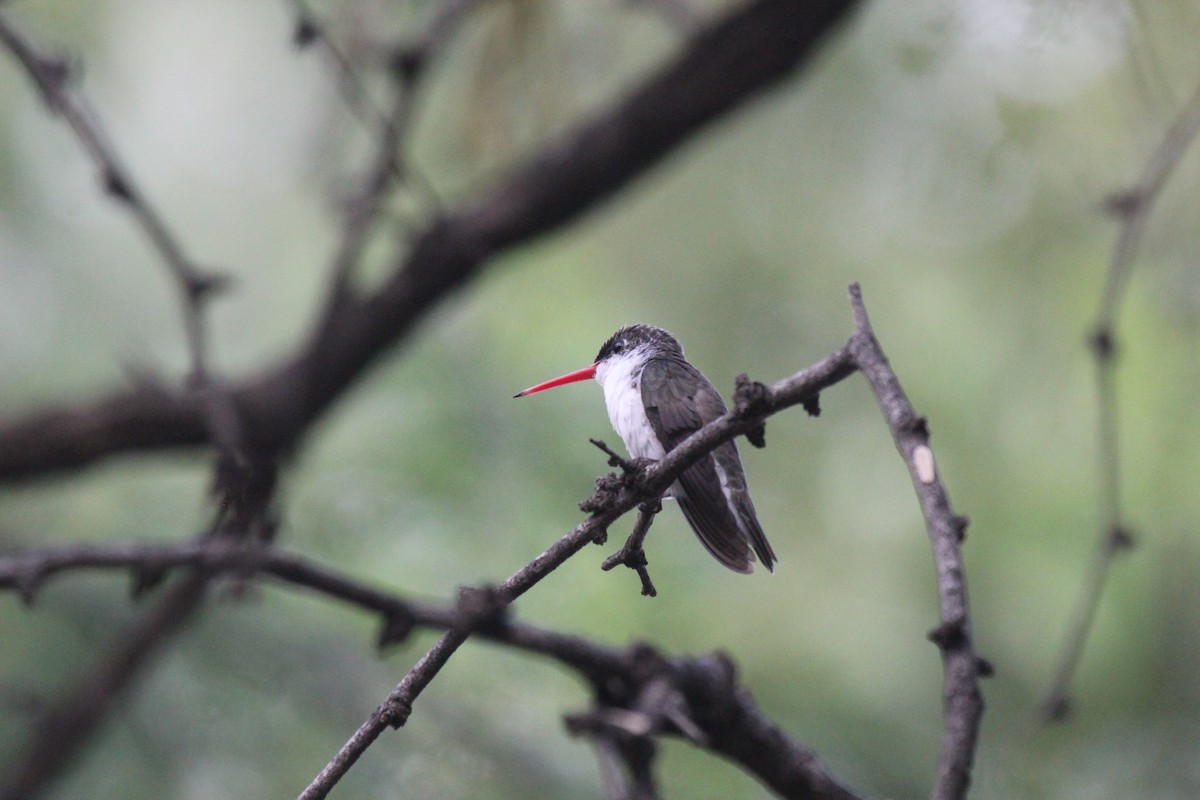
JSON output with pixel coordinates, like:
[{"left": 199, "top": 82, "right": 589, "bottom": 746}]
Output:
[
  {"left": 288, "top": 0, "right": 387, "bottom": 133},
  {"left": 287, "top": 0, "right": 417, "bottom": 334},
  {"left": 0, "top": 575, "right": 209, "bottom": 800},
  {"left": 1040, "top": 73, "right": 1200, "bottom": 724},
  {"left": 0, "top": 12, "right": 241, "bottom": 461},
  {"left": 590, "top": 437, "right": 641, "bottom": 473},
  {"left": 287, "top": 0, "right": 450, "bottom": 221},
  {"left": 0, "top": 538, "right": 608, "bottom": 671},
  {"left": 601, "top": 503, "right": 661, "bottom": 597},
  {"left": 586, "top": 732, "right": 659, "bottom": 800},
  {"left": 311, "top": 84, "right": 416, "bottom": 336},
  {"left": 1096, "top": 77, "right": 1200, "bottom": 329},
  {"left": 847, "top": 283, "right": 985, "bottom": 800},
  {"left": 388, "top": 0, "right": 479, "bottom": 79}
]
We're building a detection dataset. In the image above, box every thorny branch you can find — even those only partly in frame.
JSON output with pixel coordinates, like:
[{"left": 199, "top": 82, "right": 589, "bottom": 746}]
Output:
[{"left": 1039, "top": 73, "right": 1200, "bottom": 724}]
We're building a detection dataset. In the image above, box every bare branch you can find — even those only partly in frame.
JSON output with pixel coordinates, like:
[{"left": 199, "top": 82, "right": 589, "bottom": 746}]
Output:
[
  {"left": 0, "top": 518, "right": 280, "bottom": 799},
  {"left": 0, "top": 284, "right": 966, "bottom": 800},
  {"left": 386, "top": 0, "right": 479, "bottom": 82},
  {"left": 0, "top": 4, "right": 921, "bottom": 798},
  {"left": 0, "top": 17, "right": 291, "bottom": 795},
  {"left": 0, "top": 575, "right": 208, "bottom": 800},
  {"left": 1036, "top": 522, "right": 1132, "bottom": 724},
  {"left": 0, "top": 534, "right": 865, "bottom": 800},
  {"left": 1096, "top": 77, "right": 1200, "bottom": 329},
  {"left": 311, "top": 83, "right": 418, "bottom": 337},
  {"left": 846, "top": 284, "right": 985, "bottom": 800},
  {"left": 289, "top": 0, "right": 458, "bottom": 332},
  {"left": 569, "top": 719, "right": 660, "bottom": 800},
  {"left": 298, "top": 310, "right": 862, "bottom": 798},
  {"left": 296, "top": 282, "right": 983, "bottom": 799},
  {"left": 670, "top": 652, "right": 864, "bottom": 800},
  {"left": 0, "top": 12, "right": 241, "bottom": 462},
  {"left": 1040, "top": 73, "right": 1200, "bottom": 724},
  {"left": 0, "top": 0, "right": 865, "bottom": 484},
  {"left": 601, "top": 502, "right": 662, "bottom": 597},
  {"left": 288, "top": 0, "right": 386, "bottom": 129}
]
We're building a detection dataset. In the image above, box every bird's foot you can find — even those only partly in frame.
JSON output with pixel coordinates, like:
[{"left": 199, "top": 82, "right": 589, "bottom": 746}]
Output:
[
  {"left": 618, "top": 459, "right": 658, "bottom": 499},
  {"left": 588, "top": 438, "right": 658, "bottom": 495},
  {"left": 638, "top": 499, "right": 662, "bottom": 515}
]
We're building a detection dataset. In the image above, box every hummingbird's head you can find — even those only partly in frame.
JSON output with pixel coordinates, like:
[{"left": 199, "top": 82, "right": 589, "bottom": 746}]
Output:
[
  {"left": 594, "top": 324, "right": 684, "bottom": 388},
  {"left": 595, "top": 324, "right": 683, "bottom": 364},
  {"left": 514, "top": 324, "right": 683, "bottom": 398}
]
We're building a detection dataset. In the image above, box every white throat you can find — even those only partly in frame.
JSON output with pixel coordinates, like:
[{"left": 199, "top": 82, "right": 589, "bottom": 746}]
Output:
[{"left": 593, "top": 348, "right": 665, "bottom": 462}]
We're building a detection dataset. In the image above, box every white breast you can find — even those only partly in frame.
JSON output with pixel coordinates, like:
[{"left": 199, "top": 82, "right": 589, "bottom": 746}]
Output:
[{"left": 594, "top": 350, "right": 665, "bottom": 462}]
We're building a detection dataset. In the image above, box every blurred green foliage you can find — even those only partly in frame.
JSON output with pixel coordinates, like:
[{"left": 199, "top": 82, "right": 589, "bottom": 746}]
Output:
[{"left": 2, "top": 1, "right": 1200, "bottom": 798}]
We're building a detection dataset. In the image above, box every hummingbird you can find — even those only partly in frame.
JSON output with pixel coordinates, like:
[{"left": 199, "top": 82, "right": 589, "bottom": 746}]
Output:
[{"left": 515, "top": 324, "right": 776, "bottom": 574}]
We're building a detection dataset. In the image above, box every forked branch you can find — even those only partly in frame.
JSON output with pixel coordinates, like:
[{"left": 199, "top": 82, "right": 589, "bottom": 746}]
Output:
[{"left": 297, "top": 283, "right": 985, "bottom": 800}]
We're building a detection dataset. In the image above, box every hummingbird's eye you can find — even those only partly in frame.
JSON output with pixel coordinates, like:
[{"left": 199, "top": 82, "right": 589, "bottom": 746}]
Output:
[{"left": 597, "top": 332, "right": 633, "bottom": 362}]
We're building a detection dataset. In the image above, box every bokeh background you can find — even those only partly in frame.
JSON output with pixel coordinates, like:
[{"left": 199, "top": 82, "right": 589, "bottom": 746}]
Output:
[{"left": 2, "top": 1, "right": 1199, "bottom": 798}]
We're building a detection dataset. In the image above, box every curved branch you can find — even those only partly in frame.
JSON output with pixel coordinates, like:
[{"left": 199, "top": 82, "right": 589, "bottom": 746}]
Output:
[
  {"left": 846, "top": 284, "right": 986, "bottom": 800},
  {"left": 298, "top": 284, "right": 985, "bottom": 799},
  {"left": 298, "top": 330, "right": 859, "bottom": 799},
  {"left": 0, "top": 575, "right": 209, "bottom": 800},
  {"left": 1040, "top": 74, "right": 1200, "bottom": 724},
  {"left": 0, "top": 537, "right": 864, "bottom": 800},
  {"left": 0, "top": 0, "right": 864, "bottom": 482},
  {"left": 0, "top": 282, "right": 978, "bottom": 800}
]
